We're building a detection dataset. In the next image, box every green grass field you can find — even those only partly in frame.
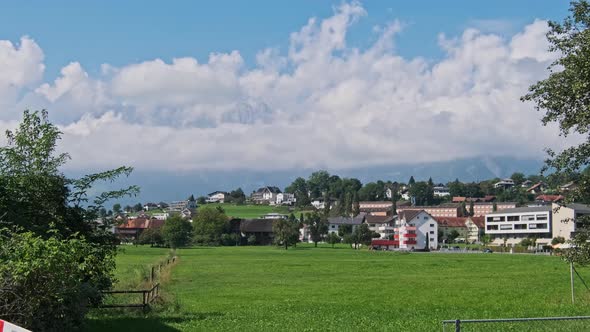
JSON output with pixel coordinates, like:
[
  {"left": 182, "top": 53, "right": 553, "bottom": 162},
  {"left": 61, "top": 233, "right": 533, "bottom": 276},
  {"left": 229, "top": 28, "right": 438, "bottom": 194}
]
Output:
[
  {"left": 87, "top": 245, "right": 590, "bottom": 331},
  {"left": 207, "top": 203, "right": 292, "bottom": 219}
]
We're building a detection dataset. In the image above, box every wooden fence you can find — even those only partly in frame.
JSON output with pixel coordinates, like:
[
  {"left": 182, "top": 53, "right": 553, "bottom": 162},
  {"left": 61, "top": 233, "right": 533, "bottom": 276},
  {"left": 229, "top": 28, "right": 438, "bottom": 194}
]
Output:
[{"left": 95, "top": 255, "right": 176, "bottom": 310}]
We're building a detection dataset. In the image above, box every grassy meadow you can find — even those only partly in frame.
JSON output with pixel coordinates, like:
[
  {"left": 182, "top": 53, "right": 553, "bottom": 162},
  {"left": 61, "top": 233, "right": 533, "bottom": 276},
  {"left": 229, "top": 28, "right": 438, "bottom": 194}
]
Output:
[{"left": 87, "top": 245, "right": 590, "bottom": 331}]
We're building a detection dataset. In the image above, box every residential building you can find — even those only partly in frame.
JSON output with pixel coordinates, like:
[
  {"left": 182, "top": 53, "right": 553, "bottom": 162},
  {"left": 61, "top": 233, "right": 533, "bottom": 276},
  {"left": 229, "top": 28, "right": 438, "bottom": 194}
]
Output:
[
  {"left": 251, "top": 186, "right": 282, "bottom": 204},
  {"left": 433, "top": 185, "right": 450, "bottom": 197},
  {"left": 115, "top": 217, "right": 165, "bottom": 241},
  {"left": 325, "top": 213, "right": 366, "bottom": 236},
  {"left": 485, "top": 203, "right": 590, "bottom": 247},
  {"left": 276, "top": 193, "right": 296, "bottom": 205},
  {"left": 311, "top": 197, "right": 337, "bottom": 210},
  {"left": 452, "top": 196, "right": 496, "bottom": 203},
  {"left": 560, "top": 181, "right": 578, "bottom": 192},
  {"left": 494, "top": 178, "right": 515, "bottom": 189},
  {"left": 206, "top": 191, "right": 228, "bottom": 203},
  {"left": 521, "top": 180, "right": 533, "bottom": 188},
  {"left": 359, "top": 201, "right": 410, "bottom": 216},
  {"left": 465, "top": 216, "right": 485, "bottom": 243},
  {"left": 435, "top": 216, "right": 468, "bottom": 243},
  {"left": 168, "top": 199, "right": 196, "bottom": 212},
  {"left": 371, "top": 210, "right": 438, "bottom": 250},
  {"left": 397, "top": 203, "right": 461, "bottom": 218},
  {"left": 143, "top": 202, "right": 159, "bottom": 211},
  {"left": 551, "top": 203, "right": 590, "bottom": 240},
  {"left": 471, "top": 202, "right": 517, "bottom": 216},
  {"left": 240, "top": 219, "right": 276, "bottom": 245},
  {"left": 526, "top": 182, "right": 546, "bottom": 195},
  {"left": 261, "top": 213, "right": 288, "bottom": 220},
  {"left": 365, "top": 215, "right": 396, "bottom": 239},
  {"left": 535, "top": 195, "right": 565, "bottom": 204},
  {"left": 485, "top": 206, "right": 553, "bottom": 246}
]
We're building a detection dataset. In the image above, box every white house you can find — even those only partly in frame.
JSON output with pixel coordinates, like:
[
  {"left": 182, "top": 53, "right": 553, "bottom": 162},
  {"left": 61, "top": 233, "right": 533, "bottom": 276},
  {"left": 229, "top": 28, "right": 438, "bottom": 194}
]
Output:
[
  {"left": 494, "top": 178, "right": 515, "bottom": 189},
  {"left": 276, "top": 193, "right": 296, "bottom": 205},
  {"left": 433, "top": 185, "right": 450, "bottom": 197},
  {"left": 206, "top": 191, "right": 228, "bottom": 203},
  {"left": 251, "top": 186, "right": 282, "bottom": 204},
  {"left": 311, "top": 197, "right": 336, "bottom": 210},
  {"left": 371, "top": 210, "right": 437, "bottom": 250},
  {"left": 325, "top": 213, "right": 366, "bottom": 235}
]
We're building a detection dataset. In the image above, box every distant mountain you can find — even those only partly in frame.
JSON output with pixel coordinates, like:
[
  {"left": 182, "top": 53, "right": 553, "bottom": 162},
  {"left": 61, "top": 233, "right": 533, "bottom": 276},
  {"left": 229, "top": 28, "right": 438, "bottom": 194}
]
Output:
[{"left": 70, "top": 156, "right": 543, "bottom": 206}]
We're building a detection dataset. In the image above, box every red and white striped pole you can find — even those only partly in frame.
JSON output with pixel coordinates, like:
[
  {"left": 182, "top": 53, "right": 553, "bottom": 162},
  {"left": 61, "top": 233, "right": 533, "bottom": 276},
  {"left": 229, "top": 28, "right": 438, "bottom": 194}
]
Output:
[{"left": 0, "top": 320, "right": 31, "bottom": 332}]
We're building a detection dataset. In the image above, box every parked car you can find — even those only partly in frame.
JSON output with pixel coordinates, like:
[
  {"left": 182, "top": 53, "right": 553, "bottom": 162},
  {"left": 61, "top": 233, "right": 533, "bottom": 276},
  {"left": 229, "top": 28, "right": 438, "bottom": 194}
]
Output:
[{"left": 483, "top": 248, "right": 493, "bottom": 253}]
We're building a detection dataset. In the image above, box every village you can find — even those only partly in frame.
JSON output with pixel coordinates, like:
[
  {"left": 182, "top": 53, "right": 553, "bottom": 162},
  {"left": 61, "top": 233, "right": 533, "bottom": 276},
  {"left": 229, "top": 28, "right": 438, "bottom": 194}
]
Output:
[{"left": 113, "top": 176, "right": 587, "bottom": 252}]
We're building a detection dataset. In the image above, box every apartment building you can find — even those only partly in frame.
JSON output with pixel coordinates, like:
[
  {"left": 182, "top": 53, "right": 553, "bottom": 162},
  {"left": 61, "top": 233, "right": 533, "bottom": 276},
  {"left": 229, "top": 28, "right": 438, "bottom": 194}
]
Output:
[
  {"left": 485, "top": 206, "right": 553, "bottom": 246},
  {"left": 371, "top": 210, "right": 438, "bottom": 250},
  {"left": 397, "top": 203, "right": 461, "bottom": 217}
]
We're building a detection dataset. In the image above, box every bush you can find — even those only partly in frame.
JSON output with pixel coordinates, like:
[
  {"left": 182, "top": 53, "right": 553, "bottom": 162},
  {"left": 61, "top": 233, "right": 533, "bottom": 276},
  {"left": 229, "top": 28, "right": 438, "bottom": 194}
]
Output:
[
  {"left": 138, "top": 227, "right": 164, "bottom": 246},
  {"left": 0, "top": 231, "right": 115, "bottom": 331},
  {"left": 247, "top": 235, "right": 257, "bottom": 245}
]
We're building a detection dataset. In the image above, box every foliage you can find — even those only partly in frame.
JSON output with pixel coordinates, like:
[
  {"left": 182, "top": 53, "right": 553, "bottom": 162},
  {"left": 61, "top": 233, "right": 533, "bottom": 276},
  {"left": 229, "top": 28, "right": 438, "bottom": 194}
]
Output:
[
  {"left": 0, "top": 110, "right": 137, "bottom": 330},
  {"left": 326, "top": 232, "right": 341, "bottom": 248},
  {"left": 522, "top": 1, "right": 590, "bottom": 264},
  {"left": 138, "top": 227, "right": 164, "bottom": 246},
  {"left": 162, "top": 215, "right": 193, "bottom": 248},
  {"left": 247, "top": 235, "right": 258, "bottom": 245},
  {"left": 306, "top": 211, "right": 328, "bottom": 247},
  {"left": 551, "top": 236, "right": 566, "bottom": 245},
  {"left": 0, "top": 231, "right": 115, "bottom": 331},
  {"left": 409, "top": 181, "right": 434, "bottom": 205},
  {"left": 273, "top": 215, "right": 300, "bottom": 249},
  {"left": 192, "top": 206, "right": 229, "bottom": 245}
]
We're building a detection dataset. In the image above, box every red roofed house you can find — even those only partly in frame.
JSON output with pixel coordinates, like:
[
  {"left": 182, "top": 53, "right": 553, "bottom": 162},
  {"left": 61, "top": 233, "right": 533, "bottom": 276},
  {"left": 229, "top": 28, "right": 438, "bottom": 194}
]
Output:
[
  {"left": 465, "top": 216, "right": 485, "bottom": 243},
  {"left": 526, "top": 182, "right": 547, "bottom": 195},
  {"left": 536, "top": 194, "right": 565, "bottom": 203},
  {"left": 115, "top": 217, "right": 165, "bottom": 241}
]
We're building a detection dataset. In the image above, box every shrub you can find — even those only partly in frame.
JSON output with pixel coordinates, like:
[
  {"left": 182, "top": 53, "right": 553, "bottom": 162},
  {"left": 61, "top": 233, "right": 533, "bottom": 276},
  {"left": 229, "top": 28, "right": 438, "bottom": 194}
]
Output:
[
  {"left": 247, "top": 235, "right": 257, "bottom": 245},
  {"left": 0, "top": 231, "right": 115, "bottom": 331}
]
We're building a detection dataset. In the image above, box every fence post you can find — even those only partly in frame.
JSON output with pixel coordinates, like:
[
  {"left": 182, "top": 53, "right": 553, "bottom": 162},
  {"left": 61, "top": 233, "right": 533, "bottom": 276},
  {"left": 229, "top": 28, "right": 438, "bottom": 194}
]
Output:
[
  {"left": 571, "top": 262, "right": 575, "bottom": 305},
  {"left": 455, "top": 319, "right": 461, "bottom": 332},
  {"left": 151, "top": 266, "right": 155, "bottom": 283}
]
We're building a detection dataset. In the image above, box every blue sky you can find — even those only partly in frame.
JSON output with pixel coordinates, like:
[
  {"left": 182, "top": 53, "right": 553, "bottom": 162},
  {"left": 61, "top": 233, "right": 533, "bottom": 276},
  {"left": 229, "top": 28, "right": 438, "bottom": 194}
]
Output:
[
  {"left": 0, "top": 0, "right": 567, "bottom": 79},
  {"left": 0, "top": 1, "right": 580, "bottom": 201}
]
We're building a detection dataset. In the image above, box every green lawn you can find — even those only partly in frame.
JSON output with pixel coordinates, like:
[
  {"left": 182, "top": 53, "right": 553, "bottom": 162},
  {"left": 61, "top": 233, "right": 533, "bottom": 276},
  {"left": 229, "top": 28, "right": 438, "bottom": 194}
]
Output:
[
  {"left": 87, "top": 245, "right": 590, "bottom": 331},
  {"left": 112, "top": 245, "right": 173, "bottom": 289},
  {"left": 206, "top": 203, "right": 292, "bottom": 219}
]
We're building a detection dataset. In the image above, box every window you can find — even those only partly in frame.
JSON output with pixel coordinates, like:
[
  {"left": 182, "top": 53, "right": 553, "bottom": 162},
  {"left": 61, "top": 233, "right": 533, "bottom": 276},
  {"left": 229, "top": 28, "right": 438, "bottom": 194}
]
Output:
[
  {"left": 424, "top": 216, "right": 428, "bottom": 220},
  {"left": 514, "top": 224, "right": 527, "bottom": 230},
  {"left": 522, "top": 215, "right": 535, "bottom": 221},
  {"left": 331, "top": 225, "right": 335, "bottom": 229},
  {"left": 430, "top": 224, "right": 434, "bottom": 227},
  {"left": 430, "top": 238, "right": 434, "bottom": 242},
  {"left": 507, "top": 215, "right": 520, "bottom": 222},
  {"left": 536, "top": 214, "right": 548, "bottom": 221},
  {"left": 534, "top": 223, "right": 547, "bottom": 229},
  {"left": 430, "top": 231, "right": 434, "bottom": 234},
  {"left": 487, "top": 225, "right": 498, "bottom": 230},
  {"left": 500, "top": 224, "right": 512, "bottom": 230}
]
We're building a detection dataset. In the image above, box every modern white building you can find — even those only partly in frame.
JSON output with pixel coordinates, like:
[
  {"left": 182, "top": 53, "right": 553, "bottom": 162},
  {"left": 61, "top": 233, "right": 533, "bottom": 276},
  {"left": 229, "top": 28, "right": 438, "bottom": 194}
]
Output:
[{"left": 485, "top": 206, "right": 553, "bottom": 246}]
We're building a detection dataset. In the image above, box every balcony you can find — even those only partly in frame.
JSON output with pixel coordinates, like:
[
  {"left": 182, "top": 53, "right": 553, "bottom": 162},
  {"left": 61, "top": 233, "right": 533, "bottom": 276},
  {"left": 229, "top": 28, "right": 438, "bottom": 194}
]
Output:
[
  {"left": 405, "top": 233, "right": 417, "bottom": 238},
  {"left": 406, "top": 226, "right": 416, "bottom": 231},
  {"left": 403, "top": 240, "right": 417, "bottom": 245}
]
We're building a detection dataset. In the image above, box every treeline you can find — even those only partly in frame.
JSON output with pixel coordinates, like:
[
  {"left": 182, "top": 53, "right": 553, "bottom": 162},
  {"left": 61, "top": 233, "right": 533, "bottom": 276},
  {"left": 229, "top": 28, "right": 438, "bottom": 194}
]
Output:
[{"left": 284, "top": 170, "right": 586, "bottom": 208}]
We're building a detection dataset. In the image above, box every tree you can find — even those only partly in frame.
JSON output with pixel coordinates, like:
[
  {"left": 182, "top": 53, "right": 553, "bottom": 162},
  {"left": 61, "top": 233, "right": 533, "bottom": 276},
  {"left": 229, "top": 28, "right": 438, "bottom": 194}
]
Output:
[
  {"left": 469, "top": 200, "right": 474, "bottom": 217},
  {"left": 510, "top": 172, "right": 526, "bottom": 186},
  {"left": 492, "top": 202, "right": 497, "bottom": 212},
  {"left": 113, "top": 203, "right": 122, "bottom": 214},
  {"left": 448, "top": 179, "right": 465, "bottom": 197},
  {"left": 286, "top": 177, "right": 310, "bottom": 207},
  {"left": 273, "top": 214, "right": 300, "bottom": 250},
  {"left": 352, "top": 192, "right": 360, "bottom": 217},
  {"left": 192, "top": 206, "right": 229, "bottom": 245},
  {"left": 228, "top": 188, "right": 246, "bottom": 204},
  {"left": 481, "top": 234, "right": 492, "bottom": 247},
  {"left": 447, "top": 230, "right": 460, "bottom": 243},
  {"left": 351, "top": 224, "right": 373, "bottom": 249},
  {"left": 197, "top": 196, "right": 207, "bottom": 204},
  {"left": 326, "top": 232, "right": 341, "bottom": 248},
  {"left": 408, "top": 176, "right": 416, "bottom": 186},
  {"left": 0, "top": 110, "right": 138, "bottom": 330},
  {"left": 522, "top": 1, "right": 590, "bottom": 267},
  {"left": 162, "top": 215, "right": 193, "bottom": 248},
  {"left": 307, "top": 212, "right": 328, "bottom": 247},
  {"left": 338, "top": 224, "right": 353, "bottom": 237},
  {"left": 138, "top": 227, "right": 164, "bottom": 246},
  {"left": 133, "top": 202, "right": 143, "bottom": 212},
  {"left": 344, "top": 192, "right": 352, "bottom": 216},
  {"left": 409, "top": 182, "right": 434, "bottom": 206},
  {"left": 552, "top": 236, "right": 566, "bottom": 245}
]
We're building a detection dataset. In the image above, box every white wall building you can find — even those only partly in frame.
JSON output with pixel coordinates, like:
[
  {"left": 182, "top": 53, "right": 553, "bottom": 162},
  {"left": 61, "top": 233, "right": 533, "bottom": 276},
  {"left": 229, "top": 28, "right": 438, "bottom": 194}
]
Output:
[
  {"left": 276, "top": 193, "right": 296, "bottom": 205},
  {"left": 206, "top": 191, "right": 228, "bottom": 203},
  {"left": 372, "top": 210, "right": 438, "bottom": 250},
  {"left": 433, "top": 186, "right": 450, "bottom": 197},
  {"left": 485, "top": 206, "right": 552, "bottom": 246}
]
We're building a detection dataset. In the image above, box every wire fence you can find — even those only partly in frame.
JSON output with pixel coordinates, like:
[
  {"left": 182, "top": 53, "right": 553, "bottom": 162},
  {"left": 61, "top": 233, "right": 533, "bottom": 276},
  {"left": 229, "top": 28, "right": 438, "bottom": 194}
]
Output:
[{"left": 442, "top": 315, "right": 590, "bottom": 331}]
